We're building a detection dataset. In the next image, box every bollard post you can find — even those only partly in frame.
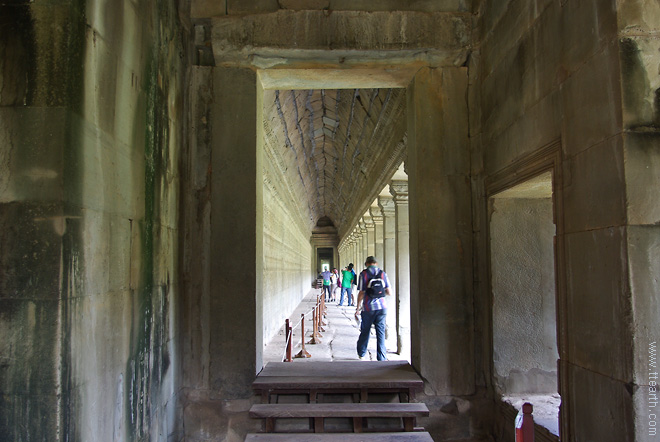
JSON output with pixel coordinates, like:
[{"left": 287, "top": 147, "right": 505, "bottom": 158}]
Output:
[
  {"left": 515, "top": 402, "right": 534, "bottom": 442},
  {"left": 295, "top": 313, "right": 311, "bottom": 358},
  {"left": 316, "top": 302, "right": 325, "bottom": 335},
  {"left": 318, "top": 297, "right": 326, "bottom": 332},
  {"left": 321, "top": 295, "right": 327, "bottom": 325},
  {"left": 284, "top": 319, "right": 292, "bottom": 362},
  {"left": 309, "top": 308, "right": 320, "bottom": 344}
]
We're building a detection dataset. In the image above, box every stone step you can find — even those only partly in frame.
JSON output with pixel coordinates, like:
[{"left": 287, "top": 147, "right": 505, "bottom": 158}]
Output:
[
  {"left": 245, "top": 431, "right": 434, "bottom": 441},
  {"left": 250, "top": 402, "right": 429, "bottom": 418},
  {"left": 250, "top": 402, "right": 429, "bottom": 433}
]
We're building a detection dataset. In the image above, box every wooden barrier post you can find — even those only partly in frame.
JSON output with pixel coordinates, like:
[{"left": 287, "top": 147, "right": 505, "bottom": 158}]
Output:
[
  {"left": 515, "top": 402, "right": 534, "bottom": 442},
  {"left": 309, "top": 308, "right": 320, "bottom": 344},
  {"left": 295, "top": 313, "right": 311, "bottom": 358},
  {"left": 316, "top": 303, "right": 325, "bottom": 337},
  {"left": 321, "top": 295, "right": 327, "bottom": 325},
  {"left": 284, "top": 319, "right": 292, "bottom": 362},
  {"left": 316, "top": 299, "right": 325, "bottom": 334}
]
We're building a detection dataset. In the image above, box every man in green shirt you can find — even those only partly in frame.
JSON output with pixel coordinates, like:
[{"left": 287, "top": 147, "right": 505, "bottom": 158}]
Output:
[{"left": 339, "top": 263, "right": 356, "bottom": 306}]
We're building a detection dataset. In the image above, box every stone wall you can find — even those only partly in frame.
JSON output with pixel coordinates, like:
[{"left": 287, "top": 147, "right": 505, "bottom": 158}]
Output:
[
  {"left": 490, "top": 196, "right": 557, "bottom": 395},
  {"left": 262, "top": 138, "right": 313, "bottom": 345},
  {"left": 617, "top": 1, "right": 660, "bottom": 440},
  {"left": 0, "top": 1, "right": 188, "bottom": 440},
  {"left": 472, "top": 0, "right": 660, "bottom": 440}
]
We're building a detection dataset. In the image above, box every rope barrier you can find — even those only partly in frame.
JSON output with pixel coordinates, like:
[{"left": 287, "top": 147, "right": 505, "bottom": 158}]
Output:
[{"left": 282, "top": 290, "right": 326, "bottom": 361}]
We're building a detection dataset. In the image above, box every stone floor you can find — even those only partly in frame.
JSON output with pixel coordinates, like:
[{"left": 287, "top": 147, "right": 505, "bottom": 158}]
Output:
[{"left": 263, "top": 289, "right": 407, "bottom": 364}]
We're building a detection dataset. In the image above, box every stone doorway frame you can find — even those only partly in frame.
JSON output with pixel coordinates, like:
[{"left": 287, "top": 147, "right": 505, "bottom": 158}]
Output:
[
  {"left": 206, "top": 62, "right": 473, "bottom": 401},
  {"left": 483, "top": 140, "right": 569, "bottom": 439}
]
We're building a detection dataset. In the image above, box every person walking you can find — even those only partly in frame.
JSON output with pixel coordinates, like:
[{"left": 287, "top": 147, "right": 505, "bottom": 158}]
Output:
[
  {"left": 355, "top": 256, "right": 391, "bottom": 361},
  {"left": 348, "top": 263, "right": 357, "bottom": 306},
  {"left": 320, "top": 267, "right": 332, "bottom": 301},
  {"left": 330, "top": 269, "right": 339, "bottom": 302},
  {"left": 338, "top": 264, "right": 355, "bottom": 306}
]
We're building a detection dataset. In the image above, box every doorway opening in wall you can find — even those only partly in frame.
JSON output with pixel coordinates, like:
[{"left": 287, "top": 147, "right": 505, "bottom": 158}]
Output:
[
  {"left": 258, "top": 71, "right": 412, "bottom": 365},
  {"left": 317, "top": 247, "right": 334, "bottom": 274},
  {"left": 488, "top": 171, "right": 560, "bottom": 437}
]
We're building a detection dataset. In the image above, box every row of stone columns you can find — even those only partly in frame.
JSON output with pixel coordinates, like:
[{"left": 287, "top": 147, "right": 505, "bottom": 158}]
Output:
[{"left": 338, "top": 179, "right": 410, "bottom": 360}]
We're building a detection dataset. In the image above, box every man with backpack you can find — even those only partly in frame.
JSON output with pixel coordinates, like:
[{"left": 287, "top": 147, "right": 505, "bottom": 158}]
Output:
[{"left": 355, "top": 256, "right": 391, "bottom": 361}]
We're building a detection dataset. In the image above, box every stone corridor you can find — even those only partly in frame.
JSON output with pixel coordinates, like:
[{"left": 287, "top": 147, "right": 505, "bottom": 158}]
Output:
[
  {"left": 1, "top": 1, "right": 659, "bottom": 442},
  {"left": 262, "top": 289, "right": 408, "bottom": 364}
]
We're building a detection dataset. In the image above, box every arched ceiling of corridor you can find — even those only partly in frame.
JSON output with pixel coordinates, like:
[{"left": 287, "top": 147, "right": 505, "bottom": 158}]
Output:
[{"left": 262, "top": 88, "right": 407, "bottom": 237}]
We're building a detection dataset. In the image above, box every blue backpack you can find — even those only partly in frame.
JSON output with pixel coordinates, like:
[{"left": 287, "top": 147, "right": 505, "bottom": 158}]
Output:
[{"left": 366, "top": 270, "right": 386, "bottom": 298}]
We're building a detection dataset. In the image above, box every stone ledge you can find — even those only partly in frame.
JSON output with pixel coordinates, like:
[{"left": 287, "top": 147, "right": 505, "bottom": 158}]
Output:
[{"left": 211, "top": 10, "right": 471, "bottom": 68}]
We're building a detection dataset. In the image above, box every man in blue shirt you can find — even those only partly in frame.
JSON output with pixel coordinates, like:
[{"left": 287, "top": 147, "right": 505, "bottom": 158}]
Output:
[
  {"left": 355, "top": 256, "right": 391, "bottom": 361},
  {"left": 320, "top": 268, "right": 332, "bottom": 301}
]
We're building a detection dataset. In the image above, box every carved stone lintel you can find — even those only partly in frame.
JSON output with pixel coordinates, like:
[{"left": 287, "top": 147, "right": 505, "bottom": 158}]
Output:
[
  {"left": 390, "top": 180, "right": 409, "bottom": 202},
  {"left": 377, "top": 195, "right": 395, "bottom": 216}
]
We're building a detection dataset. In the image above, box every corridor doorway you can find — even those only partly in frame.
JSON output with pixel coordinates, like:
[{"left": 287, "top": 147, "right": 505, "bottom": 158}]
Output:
[
  {"left": 317, "top": 247, "right": 334, "bottom": 274},
  {"left": 488, "top": 170, "right": 561, "bottom": 436}
]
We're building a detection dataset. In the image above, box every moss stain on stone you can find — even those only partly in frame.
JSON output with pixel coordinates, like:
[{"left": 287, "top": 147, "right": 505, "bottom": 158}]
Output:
[{"left": 123, "top": 1, "right": 182, "bottom": 439}]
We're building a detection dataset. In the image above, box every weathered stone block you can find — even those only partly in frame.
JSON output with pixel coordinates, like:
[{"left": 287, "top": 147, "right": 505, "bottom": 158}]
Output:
[
  {"left": 210, "top": 67, "right": 260, "bottom": 399},
  {"left": 628, "top": 225, "right": 660, "bottom": 384},
  {"left": 227, "top": 0, "right": 279, "bottom": 14},
  {"left": 0, "top": 107, "right": 66, "bottom": 204},
  {"left": 192, "top": 0, "right": 227, "bottom": 18},
  {"left": 0, "top": 202, "right": 63, "bottom": 300},
  {"left": 617, "top": 0, "right": 660, "bottom": 35},
  {"left": 620, "top": 37, "right": 660, "bottom": 128},
  {"left": 565, "top": 227, "right": 632, "bottom": 381},
  {"left": 567, "top": 363, "right": 634, "bottom": 442},
  {"left": 184, "top": 400, "right": 228, "bottom": 440},
  {"left": 74, "top": 115, "right": 146, "bottom": 219},
  {"left": 0, "top": 299, "right": 60, "bottom": 395},
  {"left": 278, "top": 0, "right": 329, "bottom": 9},
  {"left": 483, "top": 91, "right": 561, "bottom": 176},
  {"left": 0, "top": 394, "right": 60, "bottom": 442},
  {"left": 561, "top": 40, "right": 623, "bottom": 156},
  {"left": 624, "top": 132, "right": 660, "bottom": 226},
  {"left": 80, "top": 210, "right": 132, "bottom": 295},
  {"left": 559, "top": 0, "right": 618, "bottom": 75},
  {"left": 212, "top": 10, "right": 470, "bottom": 67},
  {"left": 417, "top": 395, "right": 472, "bottom": 440},
  {"left": 480, "top": 43, "right": 524, "bottom": 138},
  {"left": 528, "top": 4, "right": 562, "bottom": 103},
  {"left": 563, "top": 135, "right": 626, "bottom": 234}
]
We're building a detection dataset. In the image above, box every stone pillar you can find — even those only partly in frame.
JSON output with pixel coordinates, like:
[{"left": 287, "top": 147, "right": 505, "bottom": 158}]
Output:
[
  {"left": 348, "top": 235, "right": 356, "bottom": 268},
  {"left": 364, "top": 214, "right": 376, "bottom": 257},
  {"left": 346, "top": 235, "right": 352, "bottom": 268},
  {"left": 613, "top": 5, "right": 658, "bottom": 441},
  {"left": 370, "top": 206, "right": 385, "bottom": 264},
  {"left": 390, "top": 181, "right": 411, "bottom": 360},
  {"left": 407, "top": 67, "right": 473, "bottom": 394},
  {"left": 350, "top": 232, "right": 358, "bottom": 268},
  {"left": 370, "top": 203, "right": 395, "bottom": 350},
  {"left": 211, "top": 67, "right": 262, "bottom": 398},
  {"left": 358, "top": 220, "right": 368, "bottom": 269},
  {"left": 339, "top": 244, "right": 346, "bottom": 269},
  {"left": 378, "top": 195, "right": 397, "bottom": 299}
]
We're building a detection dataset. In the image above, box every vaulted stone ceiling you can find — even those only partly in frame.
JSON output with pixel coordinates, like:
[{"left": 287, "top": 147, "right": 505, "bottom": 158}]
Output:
[{"left": 262, "top": 87, "right": 407, "bottom": 237}]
